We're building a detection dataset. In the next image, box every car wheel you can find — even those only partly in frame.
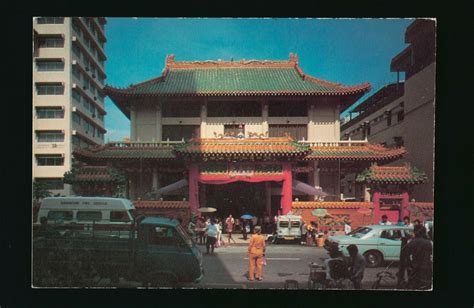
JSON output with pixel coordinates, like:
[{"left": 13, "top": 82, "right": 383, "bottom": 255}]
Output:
[{"left": 364, "top": 251, "right": 383, "bottom": 268}]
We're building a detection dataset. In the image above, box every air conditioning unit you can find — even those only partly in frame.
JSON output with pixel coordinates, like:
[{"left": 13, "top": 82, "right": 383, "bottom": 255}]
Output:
[
  {"left": 72, "top": 83, "right": 77, "bottom": 88},
  {"left": 92, "top": 74, "right": 96, "bottom": 78},
  {"left": 93, "top": 96, "right": 97, "bottom": 100},
  {"left": 52, "top": 144, "right": 57, "bottom": 148},
  {"left": 72, "top": 60, "right": 77, "bottom": 65},
  {"left": 85, "top": 67, "right": 90, "bottom": 71},
  {"left": 92, "top": 114, "right": 96, "bottom": 118},
  {"left": 83, "top": 85, "right": 87, "bottom": 90},
  {"left": 72, "top": 107, "right": 77, "bottom": 112}
]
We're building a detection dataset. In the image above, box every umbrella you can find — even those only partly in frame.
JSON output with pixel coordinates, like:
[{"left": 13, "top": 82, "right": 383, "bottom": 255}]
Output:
[
  {"left": 241, "top": 214, "right": 255, "bottom": 219},
  {"left": 198, "top": 207, "right": 217, "bottom": 213},
  {"left": 311, "top": 208, "right": 329, "bottom": 217}
]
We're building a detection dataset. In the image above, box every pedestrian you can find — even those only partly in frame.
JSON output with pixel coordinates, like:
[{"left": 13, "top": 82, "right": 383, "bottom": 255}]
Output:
[
  {"left": 215, "top": 219, "right": 222, "bottom": 248},
  {"left": 195, "top": 217, "right": 206, "bottom": 245},
  {"left": 247, "top": 226, "right": 266, "bottom": 281},
  {"left": 306, "top": 224, "right": 314, "bottom": 246},
  {"left": 402, "top": 216, "right": 413, "bottom": 227},
  {"left": 405, "top": 225, "right": 432, "bottom": 289},
  {"left": 205, "top": 218, "right": 219, "bottom": 255},
  {"left": 346, "top": 244, "right": 366, "bottom": 289},
  {"left": 241, "top": 219, "right": 247, "bottom": 240},
  {"left": 379, "top": 215, "right": 392, "bottom": 225},
  {"left": 397, "top": 234, "right": 411, "bottom": 288},
  {"left": 413, "top": 219, "right": 421, "bottom": 226},
  {"left": 300, "top": 221, "right": 307, "bottom": 245},
  {"left": 310, "top": 221, "right": 318, "bottom": 244},
  {"left": 263, "top": 212, "right": 270, "bottom": 233},
  {"left": 225, "top": 214, "right": 236, "bottom": 245},
  {"left": 187, "top": 218, "right": 196, "bottom": 241}
]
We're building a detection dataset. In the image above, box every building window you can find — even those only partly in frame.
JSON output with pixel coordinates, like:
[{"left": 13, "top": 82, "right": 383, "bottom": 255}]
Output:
[
  {"left": 77, "top": 211, "right": 102, "bottom": 221},
  {"left": 35, "top": 178, "right": 64, "bottom": 190},
  {"left": 36, "top": 107, "right": 64, "bottom": 119},
  {"left": 268, "top": 101, "right": 308, "bottom": 117},
  {"left": 37, "top": 17, "right": 64, "bottom": 24},
  {"left": 385, "top": 110, "right": 392, "bottom": 126},
  {"left": 207, "top": 101, "right": 262, "bottom": 117},
  {"left": 72, "top": 89, "right": 82, "bottom": 103},
  {"left": 38, "top": 35, "right": 64, "bottom": 48},
  {"left": 162, "top": 125, "right": 200, "bottom": 141},
  {"left": 36, "top": 154, "right": 64, "bottom": 166},
  {"left": 162, "top": 102, "right": 201, "bottom": 117},
  {"left": 269, "top": 124, "right": 307, "bottom": 140},
  {"left": 72, "top": 65, "right": 81, "bottom": 80},
  {"left": 72, "top": 112, "right": 81, "bottom": 125},
  {"left": 72, "top": 44, "right": 81, "bottom": 59},
  {"left": 36, "top": 59, "right": 64, "bottom": 71},
  {"left": 397, "top": 110, "right": 405, "bottom": 122},
  {"left": 36, "top": 131, "right": 64, "bottom": 142},
  {"left": 36, "top": 83, "right": 64, "bottom": 95}
]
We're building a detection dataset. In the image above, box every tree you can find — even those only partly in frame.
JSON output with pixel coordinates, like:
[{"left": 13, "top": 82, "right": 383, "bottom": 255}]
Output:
[{"left": 33, "top": 180, "right": 52, "bottom": 201}]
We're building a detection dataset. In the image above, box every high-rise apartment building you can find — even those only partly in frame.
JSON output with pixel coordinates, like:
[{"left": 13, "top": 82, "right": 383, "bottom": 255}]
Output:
[{"left": 33, "top": 17, "right": 107, "bottom": 196}]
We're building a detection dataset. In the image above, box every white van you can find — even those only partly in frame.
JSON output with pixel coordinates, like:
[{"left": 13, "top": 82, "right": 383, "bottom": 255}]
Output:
[
  {"left": 274, "top": 214, "right": 303, "bottom": 243},
  {"left": 35, "top": 197, "right": 136, "bottom": 238}
]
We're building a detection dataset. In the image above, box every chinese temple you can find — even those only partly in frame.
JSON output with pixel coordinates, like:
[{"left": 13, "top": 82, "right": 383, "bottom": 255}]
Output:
[{"left": 72, "top": 54, "right": 431, "bottom": 229}]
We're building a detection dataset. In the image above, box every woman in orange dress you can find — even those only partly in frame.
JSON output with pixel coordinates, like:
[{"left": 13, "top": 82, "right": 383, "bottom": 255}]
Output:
[{"left": 247, "top": 226, "right": 266, "bottom": 281}]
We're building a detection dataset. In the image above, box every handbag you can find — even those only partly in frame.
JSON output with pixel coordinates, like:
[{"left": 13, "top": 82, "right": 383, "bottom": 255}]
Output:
[{"left": 262, "top": 256, "right": 267, "bottom": 266}]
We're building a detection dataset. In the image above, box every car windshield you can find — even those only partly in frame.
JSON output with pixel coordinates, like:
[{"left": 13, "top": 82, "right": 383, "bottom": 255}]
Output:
[
  {"left": 176, "top": 225, "right": 193, "bottom": 247},
  {"left": 347, "top": 227, "right": 372, "bottom": 238}
]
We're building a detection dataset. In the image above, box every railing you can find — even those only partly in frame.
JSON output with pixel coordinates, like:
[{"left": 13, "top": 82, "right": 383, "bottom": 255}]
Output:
[
  {"left": 107, "top": 141, "right": 185, "bottom": 148},
  {"left": 298, "top": 139, "right": 368, "bottom": 147}
]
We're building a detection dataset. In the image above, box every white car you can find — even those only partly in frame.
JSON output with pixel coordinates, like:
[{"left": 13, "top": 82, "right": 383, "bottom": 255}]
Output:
[{"left": 324, "top": 224, "right": 414, "bottom": 267}]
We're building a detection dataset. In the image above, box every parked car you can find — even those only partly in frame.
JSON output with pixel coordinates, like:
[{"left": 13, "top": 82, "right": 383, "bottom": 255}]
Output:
[{"left": 324, "top": 224, "right": 414, "bottom": 267}]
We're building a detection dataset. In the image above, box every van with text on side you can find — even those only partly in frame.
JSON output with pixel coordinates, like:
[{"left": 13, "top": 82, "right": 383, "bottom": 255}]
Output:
[{"left": 34, "top": 196, "right": 137, "bottom": 238}]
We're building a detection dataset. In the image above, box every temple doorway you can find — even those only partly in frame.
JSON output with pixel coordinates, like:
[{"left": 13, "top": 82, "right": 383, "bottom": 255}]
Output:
[{"left": 202, "top": 182, "right": 266, "bottom": 218}]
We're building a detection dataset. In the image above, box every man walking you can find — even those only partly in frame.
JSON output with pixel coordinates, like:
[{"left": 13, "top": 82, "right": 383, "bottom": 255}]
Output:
[
  {"left": 205, "top": 219, "right": 219, "bottom": 255},
  {"left": 405, "top": 225, "right": 432, "bottom": 289},
  {"left": 346, "top": 244, "right": 366, "bottom": 289}
]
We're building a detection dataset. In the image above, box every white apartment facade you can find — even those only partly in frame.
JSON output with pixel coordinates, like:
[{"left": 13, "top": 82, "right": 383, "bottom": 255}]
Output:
[{"left": 33, "top": 17, "right": 107, "bottom": 196}]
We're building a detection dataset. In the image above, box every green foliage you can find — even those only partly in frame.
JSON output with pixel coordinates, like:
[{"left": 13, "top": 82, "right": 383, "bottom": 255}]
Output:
[
  {"left": 356, "top": 168, "right": 372, "bottom": 182},
  {"left": 33, "top": 180, "right": 52, "bottom": 201}
]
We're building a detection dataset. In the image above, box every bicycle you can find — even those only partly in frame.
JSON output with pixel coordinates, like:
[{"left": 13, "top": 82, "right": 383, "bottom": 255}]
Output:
[
  {"left": 308, "top": 262, "right": 326, "bottom": 289},
  {"left": 371, "top": 270, "right": 396, "bottom": 289}
]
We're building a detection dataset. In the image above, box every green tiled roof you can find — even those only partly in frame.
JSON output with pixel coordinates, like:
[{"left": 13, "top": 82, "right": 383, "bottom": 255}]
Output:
[
  {"left": 118, "top": 68, "right": 363, "bottom": 95},
  {"left": 105, "top": 54, "right": 370, "bottom": 109},
  {"left": 73, "top": 143, "right": 176, "bottom": 161},
  {"left": 356, "top": 163, "right": 427, "bottom": 185}
]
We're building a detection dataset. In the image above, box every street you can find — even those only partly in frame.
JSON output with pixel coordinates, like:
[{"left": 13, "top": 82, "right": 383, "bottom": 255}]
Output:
[{"left": 181, "top": 242, "right": 399, "bottom": 290}]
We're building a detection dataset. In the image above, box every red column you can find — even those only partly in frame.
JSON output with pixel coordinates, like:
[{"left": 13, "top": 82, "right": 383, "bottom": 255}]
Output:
[
  {"left": 188, "top": 164, "right": 200, "bottom": 214},
  {"left": 281, "top": 163, "right": 292, "bottom": 215}
]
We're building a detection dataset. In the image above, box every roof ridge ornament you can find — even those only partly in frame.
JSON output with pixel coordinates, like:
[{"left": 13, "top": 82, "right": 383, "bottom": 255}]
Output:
[{"left": 289, "top": 53, "right": 299, "bottom": 64}]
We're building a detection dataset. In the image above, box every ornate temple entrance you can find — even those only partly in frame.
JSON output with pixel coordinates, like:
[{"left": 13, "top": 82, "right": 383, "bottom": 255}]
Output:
[{"left": 202, "top": 182, "right": 266, "bottom": 218}]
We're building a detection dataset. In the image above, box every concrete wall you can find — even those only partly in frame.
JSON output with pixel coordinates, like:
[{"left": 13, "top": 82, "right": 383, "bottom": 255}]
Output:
[
  {"left": 403, "top": 63, "right": 435, "bottom": 201},
  {"left": 133, "top": 98, "right": 341, "bottom": 142}
]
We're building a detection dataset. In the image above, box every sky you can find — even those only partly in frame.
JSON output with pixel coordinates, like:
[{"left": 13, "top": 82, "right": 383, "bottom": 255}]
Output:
[{"left": 103, "top": 18, "right": 414, "bottom": 142}]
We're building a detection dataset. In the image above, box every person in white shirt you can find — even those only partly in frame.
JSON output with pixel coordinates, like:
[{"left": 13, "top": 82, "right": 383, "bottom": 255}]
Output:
[
  {"left": 205, "top": 219, "right": 219, "bottom": 255},
  {"left": 379, "top": 215, "right": 392, "bottom": 225},
  {"left": 344, "top": 223, "right": 352, "bottom": 234}
]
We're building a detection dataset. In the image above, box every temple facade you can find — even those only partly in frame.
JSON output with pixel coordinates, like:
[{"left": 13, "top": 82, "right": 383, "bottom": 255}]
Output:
[{"left": 73, "top": 54, "right": 430, "bottom": 229}]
